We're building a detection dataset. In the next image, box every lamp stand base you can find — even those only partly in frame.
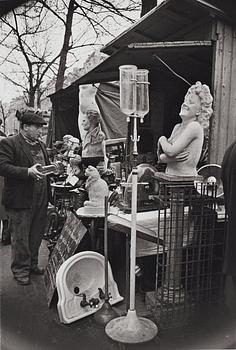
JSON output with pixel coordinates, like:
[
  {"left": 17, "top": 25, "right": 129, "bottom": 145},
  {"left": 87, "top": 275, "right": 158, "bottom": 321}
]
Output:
[{"left": 105, "top": 309, "right": 158, "bottom": 344}]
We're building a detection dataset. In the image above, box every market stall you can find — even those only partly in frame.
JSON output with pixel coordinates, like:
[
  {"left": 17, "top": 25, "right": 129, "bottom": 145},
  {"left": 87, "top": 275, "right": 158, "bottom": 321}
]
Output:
[{"left": 44, "top": 0, "right": 235, "bottom": 332}]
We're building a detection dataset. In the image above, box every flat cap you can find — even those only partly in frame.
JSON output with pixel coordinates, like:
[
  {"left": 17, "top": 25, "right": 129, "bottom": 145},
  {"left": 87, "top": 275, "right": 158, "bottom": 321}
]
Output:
[{"left": 16, "top": 110, "right": 47, "bottom": 125}]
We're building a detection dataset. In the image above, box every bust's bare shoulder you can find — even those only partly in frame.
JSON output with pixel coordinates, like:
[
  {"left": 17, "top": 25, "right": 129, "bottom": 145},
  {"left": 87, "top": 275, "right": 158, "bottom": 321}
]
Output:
[
  {"left": 188, "top": 121, "right": 202, "bottom": 128},
  {"left": 185, "top": 121, "right": 203, "bottom": 135}
]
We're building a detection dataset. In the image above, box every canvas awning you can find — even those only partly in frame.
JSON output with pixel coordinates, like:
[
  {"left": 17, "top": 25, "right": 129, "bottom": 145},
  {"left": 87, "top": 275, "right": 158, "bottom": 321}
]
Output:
[{"left": 65, "top": 40, "right": 212, "bottom": 87}]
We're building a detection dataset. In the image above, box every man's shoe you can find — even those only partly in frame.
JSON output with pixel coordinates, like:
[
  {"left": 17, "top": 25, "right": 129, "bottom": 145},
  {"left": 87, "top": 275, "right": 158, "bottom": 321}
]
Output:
[
  {"left": 30, "top": 266, "right": 44, "bottom": 275},
  {"left": 14, "top": 276, "right": 30, "bottom": 285}
]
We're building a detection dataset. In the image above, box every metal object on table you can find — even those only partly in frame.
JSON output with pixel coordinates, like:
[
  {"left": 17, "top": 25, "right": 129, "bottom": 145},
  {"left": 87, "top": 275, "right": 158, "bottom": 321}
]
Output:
[
  {"left": 197, "top": 164, "right": 224, "bottom": 198},
  {"left": 122, "top": 163, "right": 160, "bottom": 213}
]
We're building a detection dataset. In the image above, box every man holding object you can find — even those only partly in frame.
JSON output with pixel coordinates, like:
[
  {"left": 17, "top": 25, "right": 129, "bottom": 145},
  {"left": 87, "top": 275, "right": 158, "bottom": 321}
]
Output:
[{"left": 0, "top": 110, "right": 51, "bottom": 285}]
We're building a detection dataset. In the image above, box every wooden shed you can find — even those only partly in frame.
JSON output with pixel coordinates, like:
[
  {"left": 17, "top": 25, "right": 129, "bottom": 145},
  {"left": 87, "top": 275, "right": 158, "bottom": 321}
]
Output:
[{"left": 67, "top": 0, "right": 236, "bottom": 165}]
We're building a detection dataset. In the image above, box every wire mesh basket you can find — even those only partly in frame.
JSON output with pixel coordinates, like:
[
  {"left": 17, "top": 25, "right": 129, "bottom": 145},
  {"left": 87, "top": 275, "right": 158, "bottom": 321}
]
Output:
[{"left": 147, "top": 176, "right": 226, "bottom": 328}]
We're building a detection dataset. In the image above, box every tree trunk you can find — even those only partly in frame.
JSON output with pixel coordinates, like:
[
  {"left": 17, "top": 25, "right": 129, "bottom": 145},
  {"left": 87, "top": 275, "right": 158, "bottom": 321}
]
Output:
[
  {"left": 36, "top": 88, "right": 41, "bottom": 109},
  {"left": 55, "top": 0, "right": 75, "bottom": 91},
  {"left": 28, "top": 92, "right": 35, "bottom": 108},
  {"left": 0, "top": 102, "right": 6, "bottom": 133}
]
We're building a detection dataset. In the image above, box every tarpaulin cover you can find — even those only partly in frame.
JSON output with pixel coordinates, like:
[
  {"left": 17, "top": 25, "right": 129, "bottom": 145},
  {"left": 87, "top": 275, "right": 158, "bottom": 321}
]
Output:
[
  {"left": 48, "top": 82, "right": 127, "bottom": 146},
  {"left": 95, "top": 82, "right": 128, "bottom": 140}
]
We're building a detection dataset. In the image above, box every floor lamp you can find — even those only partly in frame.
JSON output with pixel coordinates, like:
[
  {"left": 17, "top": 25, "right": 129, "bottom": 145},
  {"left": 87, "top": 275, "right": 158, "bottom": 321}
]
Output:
[
  {"left": 105, "top": 65, "right": 158, "bottom": 343},
  {"left": 94, "top": 196, "right": 118, "bottom": 325}
]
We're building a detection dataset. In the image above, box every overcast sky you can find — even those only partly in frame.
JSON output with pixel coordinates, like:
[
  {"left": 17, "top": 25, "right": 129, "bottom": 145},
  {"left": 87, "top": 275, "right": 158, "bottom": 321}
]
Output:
[
  {"left": 0, "top": 46, "right": 95, "bottom": 104},
  {"left": 0, "top": 77, "right": 21, "bottom": 103}
]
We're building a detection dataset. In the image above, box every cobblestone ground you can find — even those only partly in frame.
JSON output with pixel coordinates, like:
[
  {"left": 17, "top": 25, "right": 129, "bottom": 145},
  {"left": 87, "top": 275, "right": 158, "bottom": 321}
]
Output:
[{"left": 1, "top": 240, "right": 236, "bottom": 350}]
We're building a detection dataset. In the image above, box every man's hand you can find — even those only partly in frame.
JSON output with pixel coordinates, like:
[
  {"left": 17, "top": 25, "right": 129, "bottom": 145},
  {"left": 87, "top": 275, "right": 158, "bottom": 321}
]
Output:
[{"left": 28, "top": 164, "right": 44, "bottom": 180}]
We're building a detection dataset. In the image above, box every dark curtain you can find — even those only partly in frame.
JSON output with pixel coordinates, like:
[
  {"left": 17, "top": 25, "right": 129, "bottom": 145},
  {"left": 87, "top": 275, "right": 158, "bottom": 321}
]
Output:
[{"left": 49, "top": 84, "right": 80, "bottom": 143}]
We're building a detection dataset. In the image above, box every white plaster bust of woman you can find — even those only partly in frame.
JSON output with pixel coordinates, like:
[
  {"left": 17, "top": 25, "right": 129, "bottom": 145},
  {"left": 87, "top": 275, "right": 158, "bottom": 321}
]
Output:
[{"left": 157, "top": 81, "right": 213, "bottom": 176}]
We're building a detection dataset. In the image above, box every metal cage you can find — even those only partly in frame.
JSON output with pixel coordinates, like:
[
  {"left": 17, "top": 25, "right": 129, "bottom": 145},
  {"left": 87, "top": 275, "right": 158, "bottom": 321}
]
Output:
[{"left": 146, "top": 177, "right": 226, "bottom": 328}]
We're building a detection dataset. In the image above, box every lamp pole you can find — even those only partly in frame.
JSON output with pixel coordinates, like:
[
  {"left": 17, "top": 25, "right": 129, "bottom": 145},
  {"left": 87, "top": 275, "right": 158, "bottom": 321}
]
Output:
[
  {"left": 105, "top": 65, "right": 158, "bottom": 343},
  {"left": 94, "top": 196, "right": 118, "bottom": 325}
]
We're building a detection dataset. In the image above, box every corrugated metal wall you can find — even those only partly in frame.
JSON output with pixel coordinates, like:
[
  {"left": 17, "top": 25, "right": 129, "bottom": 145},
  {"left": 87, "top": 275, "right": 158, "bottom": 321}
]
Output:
[{"left": 210, "top": 20, "right": 236, "bottom": 164}]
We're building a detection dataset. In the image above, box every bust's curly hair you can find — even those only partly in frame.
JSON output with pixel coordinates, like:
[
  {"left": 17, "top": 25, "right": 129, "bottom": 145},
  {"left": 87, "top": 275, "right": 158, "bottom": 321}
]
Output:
[
  {"left": 86, "top": 109, "right": 101, "bottom": 126},
  {"left": 185, "top": 81, "right": 213, "bottom": 132}
]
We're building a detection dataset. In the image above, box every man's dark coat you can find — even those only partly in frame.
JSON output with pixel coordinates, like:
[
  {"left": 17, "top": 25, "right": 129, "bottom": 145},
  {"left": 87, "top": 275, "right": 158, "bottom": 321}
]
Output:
[
  {"left": 0, "top": 133, "right": 51, "bottom": 209},
  {"left": 221, "top": 140, "right": 236, "bottom": 276}
]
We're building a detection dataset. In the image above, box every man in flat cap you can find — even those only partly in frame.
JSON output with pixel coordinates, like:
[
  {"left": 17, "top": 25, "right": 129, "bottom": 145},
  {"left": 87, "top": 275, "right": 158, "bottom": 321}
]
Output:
[{"left": 0, "top": 109, "right": 51, "bottom": 285}]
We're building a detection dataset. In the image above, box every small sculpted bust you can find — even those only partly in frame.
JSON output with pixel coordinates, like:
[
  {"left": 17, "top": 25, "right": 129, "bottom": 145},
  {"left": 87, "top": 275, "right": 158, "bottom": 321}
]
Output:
[
  {"left": 157, "top": 81, "right": 213, "bottom": 176},
  {"left": 81, "top": 110, "right": 106, "bottom": 159},
  {"left": 84, "top": 165, "right": 109, "bottom": 207}
]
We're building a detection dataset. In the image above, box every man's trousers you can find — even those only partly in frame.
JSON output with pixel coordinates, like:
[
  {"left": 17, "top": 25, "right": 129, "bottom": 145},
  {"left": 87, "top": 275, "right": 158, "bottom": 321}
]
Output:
[{"left": 7, "top": 197, "right": 47, "bottom": 278}]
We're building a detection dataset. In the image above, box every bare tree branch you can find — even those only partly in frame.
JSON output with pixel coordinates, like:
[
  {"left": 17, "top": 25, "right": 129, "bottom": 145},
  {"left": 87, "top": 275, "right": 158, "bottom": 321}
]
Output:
[
  {"left": 0, "top": 72, "right": 27, "bottom": 90},
  {"left": 0, "top": 0, "right": 141, "bottom": 107},
  {"left": 37, "top": 0, "right": 66, "bottom": 25}
]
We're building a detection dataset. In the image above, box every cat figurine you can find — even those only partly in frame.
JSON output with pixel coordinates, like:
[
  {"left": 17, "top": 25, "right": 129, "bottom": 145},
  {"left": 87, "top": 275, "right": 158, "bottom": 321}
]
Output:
[{"left": 84, "top": 165, "right": 109, "bottom": 207}]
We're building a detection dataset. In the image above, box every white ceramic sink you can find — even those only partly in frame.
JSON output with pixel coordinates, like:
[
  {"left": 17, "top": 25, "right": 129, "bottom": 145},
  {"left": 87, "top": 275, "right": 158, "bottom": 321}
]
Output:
[{"left": 56, "top": 251, "right": 123, "bottom": 324}]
